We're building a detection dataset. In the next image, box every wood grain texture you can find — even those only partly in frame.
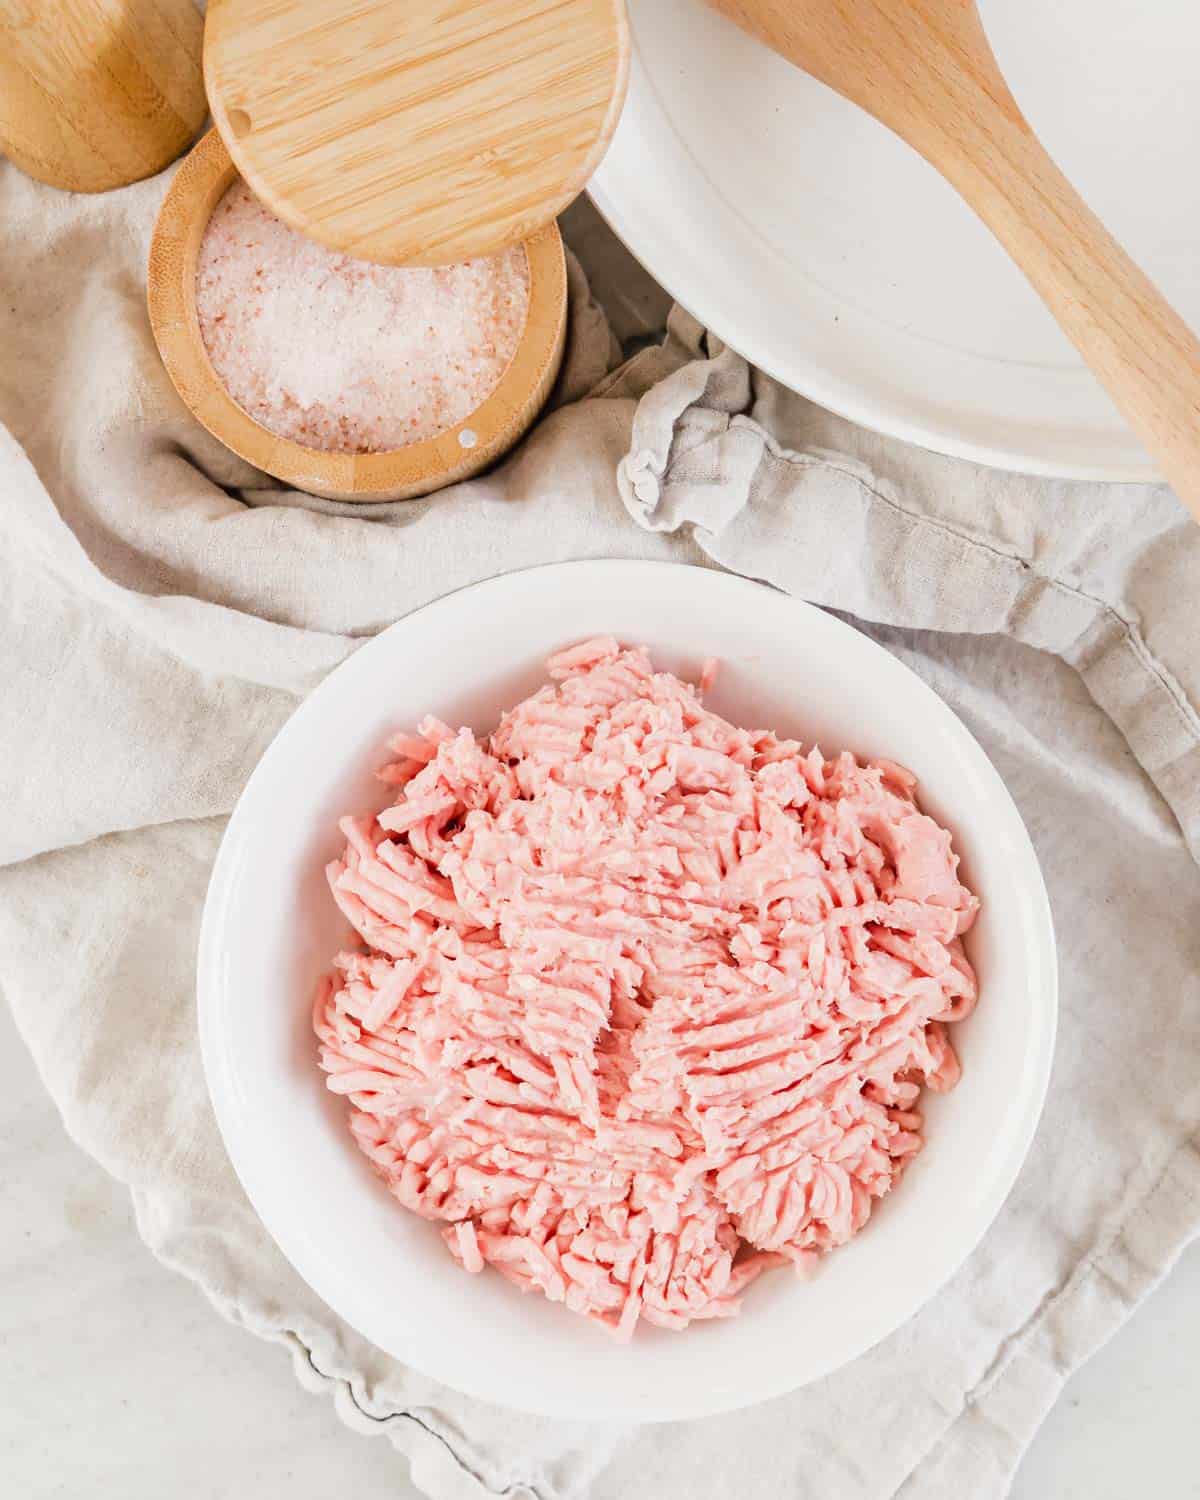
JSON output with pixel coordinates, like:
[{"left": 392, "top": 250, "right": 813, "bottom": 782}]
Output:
[
  {"left": 147, "top": 129, "right": 567, "bottom": 503},
  {"left": 0, "top": 0, "right": 206, "bottom": 192},
  {"left": 706, "top": 0, "right": 1200, "bottom": 516},
  {"left": 204, "top": 0, "right": 629, "bottom": 267}
]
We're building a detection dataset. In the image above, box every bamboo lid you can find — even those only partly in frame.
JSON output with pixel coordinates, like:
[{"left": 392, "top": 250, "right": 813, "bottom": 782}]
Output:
[{"left": 204, "top": 0, "right": 629, "bottom": 267}]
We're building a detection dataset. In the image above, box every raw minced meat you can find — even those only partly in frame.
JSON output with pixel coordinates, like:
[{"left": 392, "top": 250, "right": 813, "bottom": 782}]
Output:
[{"left": 314, "top": 638, "right": 980, "bottom": 1337}]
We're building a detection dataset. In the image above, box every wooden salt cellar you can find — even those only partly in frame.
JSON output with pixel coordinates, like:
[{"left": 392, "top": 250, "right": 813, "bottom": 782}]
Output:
[
  {"left": 148, "top": 130, "right": 569, "bottom": 503},
  {"left": 147, "top": 0, "right": 630, "bottom": 499}
]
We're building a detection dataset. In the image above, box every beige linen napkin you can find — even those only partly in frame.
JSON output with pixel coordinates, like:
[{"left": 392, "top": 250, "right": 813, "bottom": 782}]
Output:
[{"left": 1, "top": 156, "right": 1197, "bottom": 1500}]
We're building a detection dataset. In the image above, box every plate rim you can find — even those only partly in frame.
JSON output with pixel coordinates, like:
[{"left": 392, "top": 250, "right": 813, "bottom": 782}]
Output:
[{"left": 588, "top": 32, "right": 1163, "bottom": 485}]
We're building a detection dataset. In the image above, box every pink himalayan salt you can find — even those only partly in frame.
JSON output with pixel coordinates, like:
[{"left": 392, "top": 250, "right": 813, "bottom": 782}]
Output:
[
  {"left": 314, "top": 640, "right": 981, "bottom": 1338},
  {"left": 195, "top": 180, "right": 530, "bottom": 455}
]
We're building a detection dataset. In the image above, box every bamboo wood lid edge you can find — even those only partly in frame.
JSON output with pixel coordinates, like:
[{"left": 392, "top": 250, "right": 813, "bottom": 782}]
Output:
[{"left": 204, "top": 0, "right": 629, "bottom": 267}]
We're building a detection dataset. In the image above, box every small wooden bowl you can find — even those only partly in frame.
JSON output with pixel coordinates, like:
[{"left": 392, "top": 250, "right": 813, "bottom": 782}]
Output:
[{"left": 147, "top": 130, "right": 567, "bottom": 502}]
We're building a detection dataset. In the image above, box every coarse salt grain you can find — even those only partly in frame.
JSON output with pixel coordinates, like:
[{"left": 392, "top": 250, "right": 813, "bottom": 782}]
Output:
[{"left": 195, "top": 179, "right": 530, "bottom": 455}]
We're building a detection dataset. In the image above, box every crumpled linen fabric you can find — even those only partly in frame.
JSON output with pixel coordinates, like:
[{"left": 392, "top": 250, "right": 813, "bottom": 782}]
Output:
[{"left": 1, "top": 152, "right": 1197, "bottom": 1500}]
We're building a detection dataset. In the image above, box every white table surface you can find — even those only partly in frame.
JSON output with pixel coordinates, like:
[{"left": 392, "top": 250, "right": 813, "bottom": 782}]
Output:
[{"left": 2, "top": 994, "right": 1196, "bottom": 1499}]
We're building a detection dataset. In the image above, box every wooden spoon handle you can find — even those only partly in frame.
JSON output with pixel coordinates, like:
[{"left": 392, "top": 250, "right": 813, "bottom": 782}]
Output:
[
  {"left": 708, "top": 0, "right": 1200, "bottom": 512},
  {"left": 905, "top": 43, "right": 1200, "bottom": 515}
]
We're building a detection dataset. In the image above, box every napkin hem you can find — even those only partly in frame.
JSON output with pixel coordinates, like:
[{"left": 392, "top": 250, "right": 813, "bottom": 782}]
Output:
[
  {"left": 898, "top": 1128, "right": 1200, "bottom": 1499},
  {"left": 133, "top": 1124, "right": 1200, "bottom": 1500}
]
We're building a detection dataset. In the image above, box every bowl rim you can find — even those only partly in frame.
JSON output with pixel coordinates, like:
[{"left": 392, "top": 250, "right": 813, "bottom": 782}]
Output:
[
  {"left": 147, "top": 128, "right": 567, "bottom": 503},
  {"left": 197, "top": 559, "right": 1059, "bottom": 1421}
]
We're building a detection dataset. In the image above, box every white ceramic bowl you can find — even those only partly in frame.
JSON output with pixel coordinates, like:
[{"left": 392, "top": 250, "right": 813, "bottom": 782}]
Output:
[{"left": 199, "top": 560, "right": 1057, "bottom": 1422}]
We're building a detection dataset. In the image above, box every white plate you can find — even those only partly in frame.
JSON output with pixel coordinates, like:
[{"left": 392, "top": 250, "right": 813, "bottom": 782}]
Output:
[
  {"left": 199, "top": 561, "right": 1057, "bottom": 1422},
  {"left": 590, "top": 0, "right": 1200, "bottom": 480}
]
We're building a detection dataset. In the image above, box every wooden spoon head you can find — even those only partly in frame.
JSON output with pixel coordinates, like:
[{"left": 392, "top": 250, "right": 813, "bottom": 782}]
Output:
[
  {"left": 702, "top": 0, "right": 1004, "bottom": 137},
  {"left": 204, "top": 0, "right": 630, "bottom": 267}
]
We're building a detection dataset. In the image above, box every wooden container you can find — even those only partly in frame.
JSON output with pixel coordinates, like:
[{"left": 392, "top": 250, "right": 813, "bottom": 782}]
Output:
[
  {"left": 147, "top": 130, "right": 568, "bottom": 503},
  {"left": 0, "top": 0, "right": 206, "bottom": 193}
]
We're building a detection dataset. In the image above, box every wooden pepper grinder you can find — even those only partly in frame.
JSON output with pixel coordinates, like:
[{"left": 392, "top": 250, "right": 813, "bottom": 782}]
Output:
[{"left": 0, "top": 0, "right": 207, "bottom": 192}]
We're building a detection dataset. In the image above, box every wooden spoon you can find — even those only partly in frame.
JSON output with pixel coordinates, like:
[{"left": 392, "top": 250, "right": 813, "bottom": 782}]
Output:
[{"left": 706, "top": 0, "right": 1200, "bottom": 515}]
